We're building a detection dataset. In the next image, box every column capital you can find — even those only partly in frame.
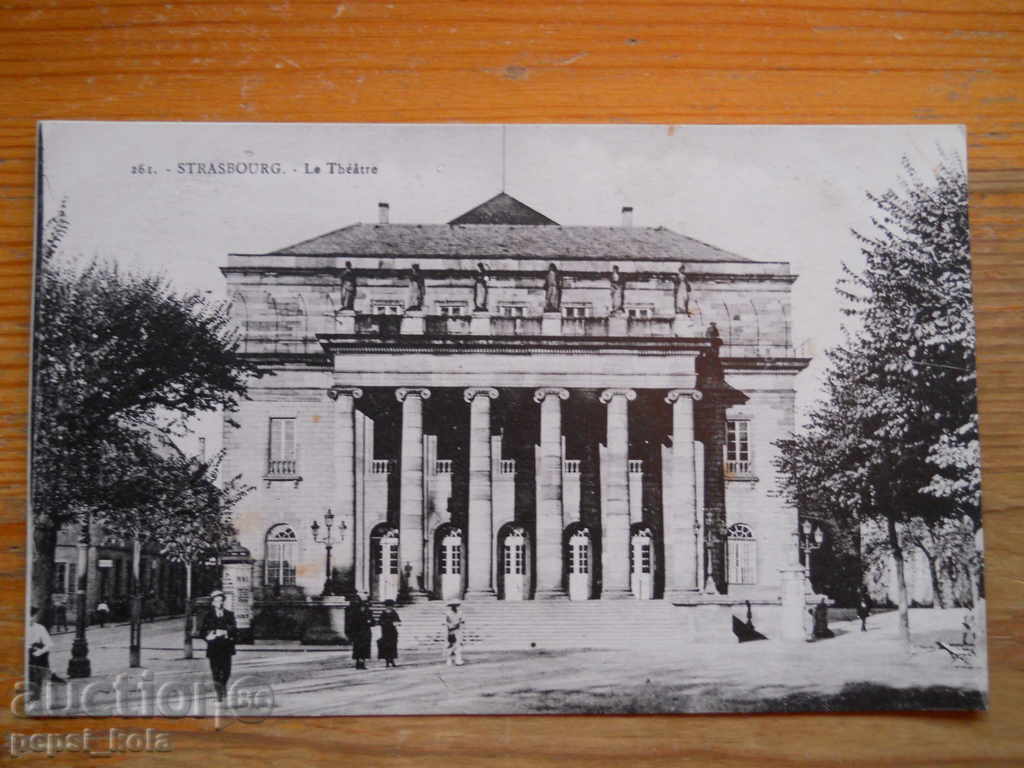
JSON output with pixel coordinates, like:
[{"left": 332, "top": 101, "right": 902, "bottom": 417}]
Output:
[
  {"left": 463, "top": 387, "right": 499, "bottom": 404},
  {"left": 665, "top": 388, "right": 702, "bottom": 404},
  {"left": 327, "top": 386, "right": 363, "bottom": 401},
  {"left": 395, "top": 387, "right": 431, "bottom": 403},
  {"left": 599, "top": 387, "right": 637, "bottom": 404},
  {"left": 533, "top": 387, "right": 569, "bottom": 404}
]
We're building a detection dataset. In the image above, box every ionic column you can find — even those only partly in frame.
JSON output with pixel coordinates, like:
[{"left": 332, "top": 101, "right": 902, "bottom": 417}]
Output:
[
  {"left": 328, "top": 386, "right": 363, "bottom": 593},
  {"left": 396, "top": 387, "right": 431, "bottom": 600},
  {"left": 464, "top": 387, "right": 499, "bottom": 599},
  {"left": 664, "top": 389, "right": 702, "bottom": 598},
  {"left": 534, "top": 387, "right": 569, "bottom": 597},
  {"left": 600, "top": 388, "right": 637, "bottom": 598}
]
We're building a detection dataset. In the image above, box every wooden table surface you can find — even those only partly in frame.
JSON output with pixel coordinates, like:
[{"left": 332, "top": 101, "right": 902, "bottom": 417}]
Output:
[{"left": 1, "top": 1, "right": 1022, "bottom": 765}]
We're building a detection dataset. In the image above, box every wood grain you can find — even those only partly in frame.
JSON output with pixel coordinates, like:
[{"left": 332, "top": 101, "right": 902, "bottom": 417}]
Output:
[{"left": 1, "top": 1, "right": 1022, "bottom": 765}]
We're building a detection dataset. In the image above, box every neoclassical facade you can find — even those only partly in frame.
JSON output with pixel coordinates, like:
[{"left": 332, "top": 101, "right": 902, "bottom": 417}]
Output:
[{"left": 221, "top": 193, "right": 809, "bottom": 605}]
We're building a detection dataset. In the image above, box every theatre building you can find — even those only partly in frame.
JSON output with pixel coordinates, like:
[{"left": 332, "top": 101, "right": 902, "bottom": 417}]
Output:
[{"left": 220, "top": 193, "right": 810, "bottom": 609}]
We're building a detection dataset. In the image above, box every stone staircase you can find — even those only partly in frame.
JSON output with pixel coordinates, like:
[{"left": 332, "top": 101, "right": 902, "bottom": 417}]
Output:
[{"left": 371, "top": 599, "right": 697, "bottom": 652}]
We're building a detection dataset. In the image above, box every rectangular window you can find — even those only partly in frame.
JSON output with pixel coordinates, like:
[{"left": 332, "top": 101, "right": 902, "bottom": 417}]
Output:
[
  {"left": 437, "top": 303, "right": 467, "bottom": 316},
  {"left": 498, "top": 303, "right": 527, "bottom": 317},
  {"left": 371, "top": 300, "right": 403, "bottom": 315},
  {"left": 68, "top": 562, "right": 77, "bottom": 596},
  {"left": 562, "top": 303, "right": 591, "bottom": 318},
  {"left": 505, "top": 543, "right": 525, "bottom": 575},
  {"left": 627, "top": 305, "right": 654, "bottom": 319},
  {"left": 268, "top": 417, "right": 297, "bottom": 475},
  {"left": 725, "top": 420, "right": 751, "bottom": 475}
]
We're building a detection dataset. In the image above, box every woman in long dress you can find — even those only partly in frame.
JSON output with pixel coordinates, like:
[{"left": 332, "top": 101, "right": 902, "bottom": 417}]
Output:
[
  {"left": 377, "top": 599, "right": 401, "bottom": 667},
  {"left": 345, "top": 594, "right": 373, "bottom": 669}
]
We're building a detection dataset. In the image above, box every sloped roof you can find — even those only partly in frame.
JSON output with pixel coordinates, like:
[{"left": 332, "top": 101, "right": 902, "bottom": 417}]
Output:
[
  {"left": 271, "top": 194, "right": 751, "bottom": 262},
  {"left": 448, "top": 192, "right": 557, "bottom": 225}
]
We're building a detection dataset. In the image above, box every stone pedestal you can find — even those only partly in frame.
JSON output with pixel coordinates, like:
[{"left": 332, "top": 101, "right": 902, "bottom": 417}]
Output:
[
  {"left": 542, "top": 312, "right": 562, "bottom": 336},
  {"left": 401, "top": 310, "right": 425, "bottom": 335},
  {"left": 673, "top": 313, "right": 697, "bottom": 336},
  {"left": 336, "top": 309, "right": 356, "bottom": 334},
  {"left": 608, "top": 313, "right": 628, "bottom": 336},
  {"left": 779, "top": 566, "right": 810, "bottom": 642},
  {"left": 470, "top": 311, "right": 491, "bottom": 336}
]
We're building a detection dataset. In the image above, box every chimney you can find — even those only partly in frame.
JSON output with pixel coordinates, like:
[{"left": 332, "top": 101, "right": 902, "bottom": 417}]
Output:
[
  {"left": 621, "top": 206, "right": 634, "bottom": 227},
  {"left": 378, "top": 202, "right": 390, "bottom": 224}
]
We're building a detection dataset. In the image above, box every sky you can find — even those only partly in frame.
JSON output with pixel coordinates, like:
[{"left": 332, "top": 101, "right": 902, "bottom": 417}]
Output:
[{"left": 39, "top": 122, "right": 966, "bottom": 455}]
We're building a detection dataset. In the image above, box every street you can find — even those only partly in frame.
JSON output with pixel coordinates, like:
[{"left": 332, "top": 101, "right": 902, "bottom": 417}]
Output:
[{"left": 30, "top": 607, "right": 986, "bottom": 716}]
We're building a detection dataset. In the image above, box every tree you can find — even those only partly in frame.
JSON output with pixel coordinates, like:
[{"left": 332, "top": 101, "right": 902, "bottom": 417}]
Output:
[
  {"left": 155, "top": 451, "right": 249, "bottom": 659},
  {"left": 775, "top": 156, "right": 977, "bottom": 647},
  {"left": 30, "top": 204, "right": 259, "bottom": 619}
]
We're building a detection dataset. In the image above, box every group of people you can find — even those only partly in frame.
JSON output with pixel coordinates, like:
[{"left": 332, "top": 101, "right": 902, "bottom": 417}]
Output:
[
  {"left": 28, "top": 588, "right": 470, "bottom": 707},
  {"left": 200, "top": 591, "right": 465, "bottom": 701},
  {"left": 345, "top": 594, "right": 466, "bottom": 669},
  {"left": 344, "top": 594, "right": 401, "bottom": 669}
]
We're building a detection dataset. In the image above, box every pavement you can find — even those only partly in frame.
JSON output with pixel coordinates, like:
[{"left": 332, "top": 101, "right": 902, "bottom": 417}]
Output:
[{"left": 30, "top": 607, "right": 987, "bottom": 717}]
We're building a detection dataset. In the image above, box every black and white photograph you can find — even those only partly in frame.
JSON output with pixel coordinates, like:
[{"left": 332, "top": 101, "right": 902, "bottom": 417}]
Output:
[{"left": 27, "top": 122, "right": 985, "bottom": 716}]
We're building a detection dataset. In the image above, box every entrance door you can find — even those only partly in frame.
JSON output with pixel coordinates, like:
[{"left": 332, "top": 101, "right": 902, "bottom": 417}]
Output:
[
  {"left": 502, "top": 527, "right": 528, "bottom": 601},
  {"left": 371, "top": 528, "right": 400, "bottom": 602},
  {"left": 568, "top": 529, "right": 592, "bottom": 601},
  {"left": 439, "top": 528, "right": 464, "bottom": 601},
  {"left": 630, "top": 528, "right": 654, "bottom": 600}
]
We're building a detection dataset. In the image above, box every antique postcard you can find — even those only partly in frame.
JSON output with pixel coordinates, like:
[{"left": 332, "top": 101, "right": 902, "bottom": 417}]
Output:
[{"left": 27, "top": 122, "right": 986, "bottom": 716}]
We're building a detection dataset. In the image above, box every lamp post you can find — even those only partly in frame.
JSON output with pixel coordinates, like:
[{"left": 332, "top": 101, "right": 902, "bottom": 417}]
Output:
[
  {"left": 798, "top": 519, "right": 825, "bottom": 586},
  {"left": 311, "top": 509, "right": 346, "bottom": 597},
  {"left": 67, "top": 510, "right": 92, "bottom": 678}
]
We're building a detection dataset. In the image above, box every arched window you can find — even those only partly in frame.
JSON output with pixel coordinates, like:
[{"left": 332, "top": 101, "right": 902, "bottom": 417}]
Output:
[
  {"left": 727, "top": 523, "right": 756, "bottom": 585},
  {"left": 265, "top": 525, "right": 298, "bottom": 586}
]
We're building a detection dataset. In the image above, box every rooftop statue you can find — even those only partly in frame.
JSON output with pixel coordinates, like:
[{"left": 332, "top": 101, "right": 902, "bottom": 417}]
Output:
[
  {"left": 673, "top": 263, "right": 692, "bottom": 315},
  {"left": 544, "top": 263, "right": 561, "bottom": 313},
  {"left": 406, "top": 264, "right": 425, "bottom": 312},
  {"left": 339, "top": 260, "right": 357, "bottom": 311},
  {"left": 609, "top": 265, "right": 625, "bottom": 316},
  {"left": 473, "top": 262, "right": 489, "bottom": 313}
]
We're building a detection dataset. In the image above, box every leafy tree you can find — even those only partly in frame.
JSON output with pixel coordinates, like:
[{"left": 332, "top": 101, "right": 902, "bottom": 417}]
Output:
[
  {"left": 154, "top": 451, "right": 249, "bottom": 659},
  {"left": 30, "top": 205, "right": 259, "bottom": 618},
  {"left": 776, "top": 156, "right": 977, "bottom": 647}
]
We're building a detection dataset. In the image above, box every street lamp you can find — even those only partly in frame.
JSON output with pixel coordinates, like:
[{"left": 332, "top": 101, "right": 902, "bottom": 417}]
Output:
[
  {"left": 67, "top": 509, "right": 92, "bottom": 678},
  {"left": 799, "top": 519, "right": 825, "bottom": 585},
  {"left": 311, "top": 509, "right": 346, "bottom": 597}
]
